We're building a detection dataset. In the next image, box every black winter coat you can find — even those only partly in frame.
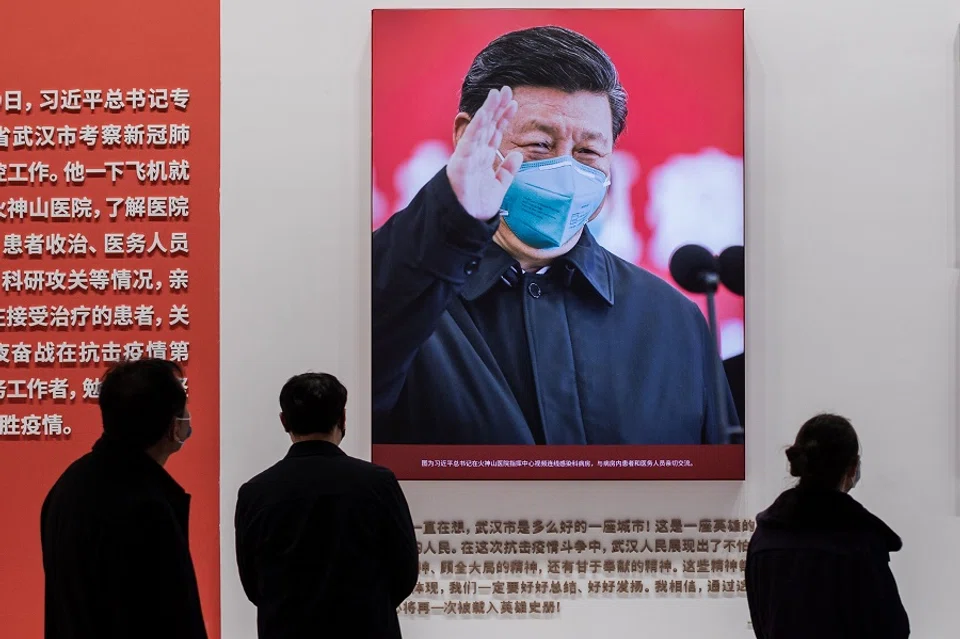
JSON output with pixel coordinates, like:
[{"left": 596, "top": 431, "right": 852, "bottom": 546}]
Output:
[
  {"left": 41, "top": 435, "right": 207, "bottom": 639},
  {"left": 746, "top": 487, "right": 909, "bottom": 639}
]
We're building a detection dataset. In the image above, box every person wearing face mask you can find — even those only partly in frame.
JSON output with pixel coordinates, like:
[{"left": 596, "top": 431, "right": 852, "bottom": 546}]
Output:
[
  {"left": 234, "top": 373, "right": 418, "bottom": 639},
  {"left": 40, "top": 358, "right": 206, "bottom": 639},
  {"left": 372, "top": 25, "right": 738, "bottom": 448},
  {"left": 745, "top": 413, "right": 909, "bottom": 639}
]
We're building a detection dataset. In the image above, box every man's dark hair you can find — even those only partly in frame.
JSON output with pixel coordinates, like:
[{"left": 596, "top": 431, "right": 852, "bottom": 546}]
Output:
[
  {"left": 786, "top": 413, "right": 860, "bottom": 490},
  {"left": 99, "top": 358, "right": 187, "bottom": 449},
  {"left": 279, "top": 373, "right": 348, "bottom": 436},
  {"left": 459, "top": 25, "right": 628, "bottom": 141}
]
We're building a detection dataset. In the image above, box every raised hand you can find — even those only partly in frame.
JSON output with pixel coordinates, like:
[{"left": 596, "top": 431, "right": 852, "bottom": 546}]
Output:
[{"left": 447, "top": 87, "right": 524, "bottom": 221}]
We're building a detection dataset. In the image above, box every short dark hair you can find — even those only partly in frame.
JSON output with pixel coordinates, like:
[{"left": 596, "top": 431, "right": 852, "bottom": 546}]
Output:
[
  {"left": 459, "top": 25, "right": 628, "bottom": 141},
  {"left": 279, "top": 373, "right": 348, "bottom": 436},
  {"left": 786, "top": 413, "right": 859, "bottom": 489},
  {"left": 99, "top": 358, "right": 186, "bottom": 449}
]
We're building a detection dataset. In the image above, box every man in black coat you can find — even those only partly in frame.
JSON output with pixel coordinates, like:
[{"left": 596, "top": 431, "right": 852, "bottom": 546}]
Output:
[
  {"left": 41, "top": 358, "right": 207, "bottom": 639},
  {"left": 235, "top": 372, "right": 419, "bottom": 639}
]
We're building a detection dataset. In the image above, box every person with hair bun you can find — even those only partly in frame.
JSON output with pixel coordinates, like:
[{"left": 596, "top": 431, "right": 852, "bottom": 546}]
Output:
[{"left": 745, "top": 413, "right": 909, "bottom": 639}]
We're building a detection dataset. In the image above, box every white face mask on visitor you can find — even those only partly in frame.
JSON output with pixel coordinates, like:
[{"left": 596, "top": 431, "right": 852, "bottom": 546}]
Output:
[
  {"left": 173, "top": 412, "right": 192, "bottom": 445},
  {"left": 841, "top": 458, "right": 861, "bottom": 493}
]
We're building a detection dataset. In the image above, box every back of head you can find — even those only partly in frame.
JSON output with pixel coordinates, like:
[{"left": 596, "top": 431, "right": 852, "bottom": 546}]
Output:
[
  {"left": 279, "top": 373, "right": 348, "bottom": 437},
  {"left": 459, "top": 25, "right": 628, "bottom": 141},
  {"left": 99, "top": 358, "right": 186, "bottom": 449},
  {"left": 785, "top": 413, "right": 859, "bottom": 490}
]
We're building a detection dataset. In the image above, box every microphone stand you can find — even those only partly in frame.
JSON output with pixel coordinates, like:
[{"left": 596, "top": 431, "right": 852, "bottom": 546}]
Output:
[{"left": 701, "top": 273, "right": 744, "bottom": 445}]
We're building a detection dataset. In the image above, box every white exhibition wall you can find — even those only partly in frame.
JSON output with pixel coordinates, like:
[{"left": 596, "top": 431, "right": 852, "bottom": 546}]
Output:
[{"left": 220, "top": 1, "right": 960, "bottom": 637}]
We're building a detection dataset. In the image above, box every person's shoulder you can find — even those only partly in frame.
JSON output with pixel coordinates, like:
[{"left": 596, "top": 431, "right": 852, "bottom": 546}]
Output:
[
  {"left": 605, "top": 249, "right": 701, "bottom": 314},
  {"left": 44, "top": 451, "right": 105, "bottom": 499},
  {"left": 345, "top": 455, "right": 400, "bottom": 484},
  {"left": 351, "top": 461, "right": 406, "bottom": 511},
  {"left": 239, "top": 453, "right": 396, "bottom": 494},
  {"left": 326, "top": 456, "right": 402, "bottom": 497},
  {"left": 59, "top": 449, "right": 101, "bottom": 476},
  {"left": 843, "top": 496, "right": 902, "bottom": 553},
  {"left": 42, "top": 453, "right": 90, "bottom": 518},
  {"left": 236, "top": 457, "right": 292, "bottom": 499},
  {"left": 240, "top": 458, "right": 283, "bottom": 485}
]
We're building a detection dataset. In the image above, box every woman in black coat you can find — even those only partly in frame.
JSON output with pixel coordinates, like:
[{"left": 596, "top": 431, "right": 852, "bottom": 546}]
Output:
[{"left": 745, "top": 413, "right": 909, "bottom": 639}]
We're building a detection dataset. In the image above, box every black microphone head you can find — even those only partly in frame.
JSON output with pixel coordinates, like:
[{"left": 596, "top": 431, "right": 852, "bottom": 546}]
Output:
[
  {"left": 669, "top": 244, "right": 719, "bottom": 294},
  {"left": 718, "top": 245, "right": 744, "bottom": 296}
]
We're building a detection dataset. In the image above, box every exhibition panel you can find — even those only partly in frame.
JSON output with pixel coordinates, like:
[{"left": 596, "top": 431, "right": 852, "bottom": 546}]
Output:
[
  {"left": 2, "top": 0, "right": 959, "bottom": 638},
  {"left": 0, "top": 1, "right": 221, "bottom": 637}
]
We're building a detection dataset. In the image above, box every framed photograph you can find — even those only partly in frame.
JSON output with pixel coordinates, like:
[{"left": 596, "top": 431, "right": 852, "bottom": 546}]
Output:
[{"left": 371, "top": 8, "right": 745, "bottom": 480}]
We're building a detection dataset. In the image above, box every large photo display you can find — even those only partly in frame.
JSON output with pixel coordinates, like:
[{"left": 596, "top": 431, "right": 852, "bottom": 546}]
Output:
[{"left": 371, "top": 9, "right": 745, "bottom": 480}]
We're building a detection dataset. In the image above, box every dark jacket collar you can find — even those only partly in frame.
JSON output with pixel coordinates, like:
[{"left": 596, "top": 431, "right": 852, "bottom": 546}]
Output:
[
  {"left": 758, "top": 486, "right": 902, "bottom": 552},
  {"left": 460, "top": 227, "right": 615, "bottom": 305},
  {"left": 285, "top": 439, "right": 346, "bottom": 459},
  {"left": 92, "top": 433, "right": 187, "bottom": 499}
]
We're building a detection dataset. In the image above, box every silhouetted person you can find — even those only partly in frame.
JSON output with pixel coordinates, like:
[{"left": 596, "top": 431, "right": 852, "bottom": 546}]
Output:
[
  {"left": 746, "top": 413, "right": 909, "bottom": 639},
  {"left": 41, "top": 359, "right": 206, "bottom": 639},
  {"left": 235, "top": 373, "right": 418, "bottom": 639}
]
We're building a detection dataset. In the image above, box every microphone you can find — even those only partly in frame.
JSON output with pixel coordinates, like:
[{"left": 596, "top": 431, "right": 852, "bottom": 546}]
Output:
[
  {"left": 718, "top": 245, "right": 744, "bottom": 297},
  {"left": 668, "top": 244, "right": 742, "bottom": 444},
  {"left": 669, "top": 244, "right": 720, "bottom": 294}
]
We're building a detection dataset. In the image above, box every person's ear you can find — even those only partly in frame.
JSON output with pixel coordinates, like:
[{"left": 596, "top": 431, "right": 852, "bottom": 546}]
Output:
[
  {"left": 279, "top": 412, "right": 288, "bottom": 433},
  {"left": 453, "top": 113, "right": 471, "bottom": 147}
]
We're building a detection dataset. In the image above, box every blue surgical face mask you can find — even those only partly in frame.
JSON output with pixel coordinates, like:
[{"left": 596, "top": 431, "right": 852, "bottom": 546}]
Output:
[{"left": 497, "top": 152, "right": 610, "bottom": 250}]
